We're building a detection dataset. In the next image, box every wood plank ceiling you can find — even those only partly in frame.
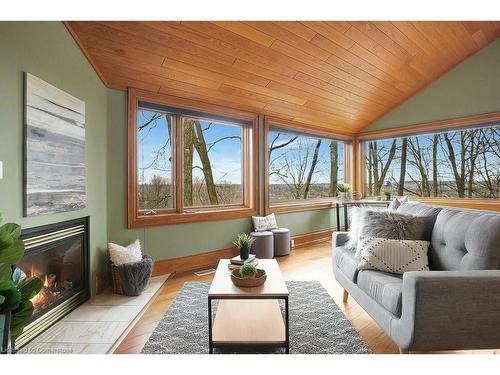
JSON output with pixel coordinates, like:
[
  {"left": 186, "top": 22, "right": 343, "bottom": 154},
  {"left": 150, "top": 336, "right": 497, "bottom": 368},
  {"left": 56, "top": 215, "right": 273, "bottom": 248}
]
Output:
[{"left": 66, "top": 21, "right": 500, "bottom": 134}]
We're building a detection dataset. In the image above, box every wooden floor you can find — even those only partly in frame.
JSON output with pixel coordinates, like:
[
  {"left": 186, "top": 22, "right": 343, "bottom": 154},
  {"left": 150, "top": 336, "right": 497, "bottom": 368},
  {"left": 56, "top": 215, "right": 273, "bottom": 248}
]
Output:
[{"left": 114, "top": 241, "right": 498, "bottom": 354}]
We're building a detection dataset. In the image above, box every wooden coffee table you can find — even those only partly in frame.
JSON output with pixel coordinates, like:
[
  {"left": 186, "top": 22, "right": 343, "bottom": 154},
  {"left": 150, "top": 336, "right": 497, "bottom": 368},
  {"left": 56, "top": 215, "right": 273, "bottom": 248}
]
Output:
[{"left": 208, "top": 259, "right": 289, "bottom": 354}]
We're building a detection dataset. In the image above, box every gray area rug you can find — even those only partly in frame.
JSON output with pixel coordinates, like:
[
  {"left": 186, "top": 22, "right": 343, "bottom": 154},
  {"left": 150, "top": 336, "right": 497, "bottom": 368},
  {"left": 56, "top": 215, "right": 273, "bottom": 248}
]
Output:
[{"left": 141, "top": 281, "right": 371, "bottom": 354}]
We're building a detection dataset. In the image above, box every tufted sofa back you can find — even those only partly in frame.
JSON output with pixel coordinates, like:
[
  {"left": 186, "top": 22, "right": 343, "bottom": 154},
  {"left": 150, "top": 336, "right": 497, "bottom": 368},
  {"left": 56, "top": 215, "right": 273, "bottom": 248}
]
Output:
[
  {"left": 430, "top": 207, "right": 500, "bottom": 271},
  {"left": 397, "top": 202, "right": 442, "bottom": 242}
]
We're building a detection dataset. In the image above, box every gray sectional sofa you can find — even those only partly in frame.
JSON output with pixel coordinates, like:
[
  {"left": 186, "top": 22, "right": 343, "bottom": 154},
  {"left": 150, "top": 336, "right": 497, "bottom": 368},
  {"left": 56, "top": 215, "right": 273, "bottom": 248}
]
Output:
[{"left": 332, "top": 203, "right": 500, "bottom": 353}]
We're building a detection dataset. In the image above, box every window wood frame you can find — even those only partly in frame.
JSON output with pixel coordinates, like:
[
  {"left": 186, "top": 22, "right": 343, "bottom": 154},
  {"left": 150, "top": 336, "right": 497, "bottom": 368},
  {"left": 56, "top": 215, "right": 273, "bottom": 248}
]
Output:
[
  {"left": 264, "top": 117, "right": 355, "bottom": 215},
  {"left": 128, "top": 88, "right": 259, "bottom": 228},
  {"left": 356, "top": 111, "right": 500, "bottom": 211}
]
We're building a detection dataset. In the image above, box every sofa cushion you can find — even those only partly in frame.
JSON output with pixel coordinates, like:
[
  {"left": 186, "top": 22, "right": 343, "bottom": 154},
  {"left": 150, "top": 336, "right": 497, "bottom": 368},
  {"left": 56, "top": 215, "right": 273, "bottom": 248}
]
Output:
[
  {"left": 333, "top": 245, "right": 359, "bottom": 283},
  {"left": 431, "top": 208, "right": 500, "bottom": 271},
  {"left": 397, "top": 203, "right": 442, "bottom": 241},
  {"left": 357, "top": 270, "right": 403, "bottom": 317},
  {"left": 398, "top": 202, "right": 442, "bottom": 218}
]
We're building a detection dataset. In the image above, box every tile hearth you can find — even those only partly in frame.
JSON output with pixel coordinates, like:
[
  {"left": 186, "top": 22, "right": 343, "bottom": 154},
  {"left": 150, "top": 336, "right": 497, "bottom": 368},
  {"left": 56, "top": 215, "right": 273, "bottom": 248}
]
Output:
[{"left": 19, "top": 275, "right": 169, "bottom": 354}]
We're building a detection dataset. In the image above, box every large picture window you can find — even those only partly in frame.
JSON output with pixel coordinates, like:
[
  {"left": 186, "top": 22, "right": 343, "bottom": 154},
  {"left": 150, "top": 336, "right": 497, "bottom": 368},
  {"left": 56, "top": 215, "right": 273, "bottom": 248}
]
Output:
[
  {"left": 265, "top": 119, "right": 350, "bottom": 213},
  {"left": 363, "top": 124, "right": 500, "bottom": 199},
  {"left": 128, "top": 90, "right": 258, "bottom": 227}
]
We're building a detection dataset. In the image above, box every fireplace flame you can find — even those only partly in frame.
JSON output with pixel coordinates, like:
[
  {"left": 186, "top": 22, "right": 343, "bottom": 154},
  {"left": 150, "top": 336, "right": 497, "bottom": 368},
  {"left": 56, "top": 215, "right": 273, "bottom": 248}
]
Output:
[
  {"left": 31, "top": 288, "right": 43, "bottom": 305},
  {"left": 30, "top": 267, "right": 50, "bottom": 306},
  {"left": 28, "top": 265, "right": 69, "bottom": 311}
]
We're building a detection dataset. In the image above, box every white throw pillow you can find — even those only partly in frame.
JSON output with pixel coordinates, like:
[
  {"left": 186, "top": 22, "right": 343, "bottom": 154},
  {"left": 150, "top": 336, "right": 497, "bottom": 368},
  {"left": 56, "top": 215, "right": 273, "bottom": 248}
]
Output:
[
  {"left": 252, "top": 213, "right": 278, "bottom": 231},
  {"left": 345, "top": 206, "right": 363, "bottom": 250},
  {"left": 388, "top": 198, "right": 401, "bottom": 211},
  {"left": 109, "top": 239, "right": 142, "bottom": 266},
  {"left": 357, "top": 237, "right": 430, "bottom": 274}
]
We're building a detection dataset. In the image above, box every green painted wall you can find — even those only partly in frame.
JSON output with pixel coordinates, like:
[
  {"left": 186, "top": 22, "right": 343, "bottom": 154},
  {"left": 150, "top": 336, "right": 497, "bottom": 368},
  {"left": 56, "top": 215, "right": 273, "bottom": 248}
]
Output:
[
  {"left": 106, "top": 89, "right": 340, "bottom": 261},
  {"left": 0, "top": 22, "right": 108, "bottom": 295},
  {"left": 366, "top": 39, "right": 500, "bottom": 132}
]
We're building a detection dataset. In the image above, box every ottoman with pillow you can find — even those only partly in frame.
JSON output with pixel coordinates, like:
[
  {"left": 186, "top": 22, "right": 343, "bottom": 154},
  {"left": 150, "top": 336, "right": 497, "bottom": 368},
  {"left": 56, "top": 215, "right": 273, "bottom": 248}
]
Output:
[
  {"left": 251, "top": 213, "right": 291, "bottom": 257},
  {"left": 332, "top": 203, "right": 500, "bottom": 353}
]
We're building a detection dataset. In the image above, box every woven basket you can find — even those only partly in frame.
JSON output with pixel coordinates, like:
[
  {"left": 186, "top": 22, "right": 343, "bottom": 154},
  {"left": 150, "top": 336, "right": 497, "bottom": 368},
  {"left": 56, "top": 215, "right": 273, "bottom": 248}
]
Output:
[
  {"left": 110, "top": 254, "right": 153, "bottom": 296},
  {"left": 230, "top": 269, "right": 267, "bottom": 288},
  {"left": 111, "top": 263, "right": 124, "bottom": 295}
]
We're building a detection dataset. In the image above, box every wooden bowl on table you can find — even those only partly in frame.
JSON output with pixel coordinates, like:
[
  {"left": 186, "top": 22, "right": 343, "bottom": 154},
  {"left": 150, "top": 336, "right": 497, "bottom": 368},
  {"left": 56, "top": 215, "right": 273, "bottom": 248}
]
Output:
[{"left": 230, "top": 269, "right": 267, "bottom": 287}]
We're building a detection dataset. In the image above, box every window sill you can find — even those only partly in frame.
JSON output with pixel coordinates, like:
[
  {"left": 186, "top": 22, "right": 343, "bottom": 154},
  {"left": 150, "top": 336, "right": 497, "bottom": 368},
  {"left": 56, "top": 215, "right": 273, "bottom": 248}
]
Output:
[
  {"left": 266, "top": 200, "right": 338, "bottom": 215},
  {"left": 362, "top": 196, "right": 500, "bottom": 212},
  {"left": 128, "top": 206, "right": 258, "bottom": 228},
  {"left": 415, "top": 198, "right": 500, "bottom": 212}
]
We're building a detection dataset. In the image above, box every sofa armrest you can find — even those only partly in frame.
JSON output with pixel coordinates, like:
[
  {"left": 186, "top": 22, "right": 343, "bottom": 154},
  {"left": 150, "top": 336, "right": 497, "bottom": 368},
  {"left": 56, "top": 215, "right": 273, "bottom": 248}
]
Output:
[
  {"left": 332, "top": 232, "right": 349, "bottom": 248},
  {"left": 395, "top": 270, "right": 500, "bottom": 350}
]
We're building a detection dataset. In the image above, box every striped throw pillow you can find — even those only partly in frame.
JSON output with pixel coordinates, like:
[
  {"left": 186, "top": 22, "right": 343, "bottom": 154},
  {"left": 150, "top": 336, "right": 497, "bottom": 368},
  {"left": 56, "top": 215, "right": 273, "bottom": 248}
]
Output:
[{"left": 357, "top": 237, "right": 430, "bottom": 274}]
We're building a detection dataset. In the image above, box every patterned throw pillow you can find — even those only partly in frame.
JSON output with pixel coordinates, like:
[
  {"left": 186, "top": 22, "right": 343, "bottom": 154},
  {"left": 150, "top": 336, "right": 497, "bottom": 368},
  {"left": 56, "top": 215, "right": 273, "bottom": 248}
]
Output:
[
  {"left": 357, "top": 237, "right": 430, "bottom": 274},
  {"left": 109, "top": 239, "right": 142, "bottom": 266},
  {"left": 252, "top": 213, "right": 278, "bottom": 231}
]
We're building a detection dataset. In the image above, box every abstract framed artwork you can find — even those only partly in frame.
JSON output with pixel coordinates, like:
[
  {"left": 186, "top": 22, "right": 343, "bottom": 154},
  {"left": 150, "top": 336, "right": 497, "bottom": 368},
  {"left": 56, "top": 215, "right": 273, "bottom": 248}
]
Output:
[{"left": 24, "top": 73, "right": 86, "bottom": 216}]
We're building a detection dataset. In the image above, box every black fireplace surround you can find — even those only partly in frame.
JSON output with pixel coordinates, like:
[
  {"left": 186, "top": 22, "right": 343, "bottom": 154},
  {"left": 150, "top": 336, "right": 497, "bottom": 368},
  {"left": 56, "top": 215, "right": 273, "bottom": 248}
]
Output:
[{"left": 16, "top": 217, "right": 90, "bottom": 348}]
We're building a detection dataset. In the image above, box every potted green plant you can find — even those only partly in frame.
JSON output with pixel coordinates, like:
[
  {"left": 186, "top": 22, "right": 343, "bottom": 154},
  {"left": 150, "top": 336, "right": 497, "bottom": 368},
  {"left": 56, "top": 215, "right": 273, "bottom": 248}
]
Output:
[
  {"left": 0, "top": 213, "right": 42, "bottom": 354},
  {"left": 337, "top": 183, "right": 351, "bottom": 202},
  {"left": 382, "top": 180, "right": 393, "bottom": 201},
  {"left": 233, "top": 233, "right": 254, "bottom": 260},
  {"left": 383, "top": 188, "right": 392, "bottom": 201},
  {"left": 239, "top": 263, "right": 257, "bottom": 278}
]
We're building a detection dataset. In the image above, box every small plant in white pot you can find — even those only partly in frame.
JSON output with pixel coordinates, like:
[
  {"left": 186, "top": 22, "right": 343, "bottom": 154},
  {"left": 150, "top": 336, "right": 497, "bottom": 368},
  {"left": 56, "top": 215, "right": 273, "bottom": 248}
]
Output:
[{"left": 337, "top": 183, "right": 351, "bottom": 202}]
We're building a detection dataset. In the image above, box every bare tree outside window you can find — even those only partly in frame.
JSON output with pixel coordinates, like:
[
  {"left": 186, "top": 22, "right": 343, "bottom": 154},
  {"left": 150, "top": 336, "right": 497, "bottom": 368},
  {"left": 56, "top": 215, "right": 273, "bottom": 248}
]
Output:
[
  {"left": 137, "top": 109, "right": 174, "bottom": 211},
  {"left": 364, "top": 125, "right": 500, "bottom": 199},
  {"left": 137, "top": 110, "right": 246, "bottom": 212},
  {"left": 183, "top": 118, "right": 243, "bottom": 207},
  {"left": 268, "top": 129, "right": 345, "bottom": 202}
]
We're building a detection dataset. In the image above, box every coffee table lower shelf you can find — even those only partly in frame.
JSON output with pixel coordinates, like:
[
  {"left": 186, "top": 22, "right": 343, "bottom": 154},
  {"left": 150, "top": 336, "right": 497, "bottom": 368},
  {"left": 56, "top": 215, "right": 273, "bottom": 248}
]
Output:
[{"left": 208, "top": 297, "right": 289, "bottom": 353}]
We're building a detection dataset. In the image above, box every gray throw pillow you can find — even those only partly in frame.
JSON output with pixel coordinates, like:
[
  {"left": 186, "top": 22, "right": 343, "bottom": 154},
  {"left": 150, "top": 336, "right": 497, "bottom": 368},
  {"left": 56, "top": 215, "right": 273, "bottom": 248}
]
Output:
[
  {"left": 397, "top": 203, "right": 442, "bottom": 241},
  {"left": 361, "top": 210, "right": 428, "bottom": 239},
  {"left": 355, "top": 210, "right": 427, "bottom": 258}
]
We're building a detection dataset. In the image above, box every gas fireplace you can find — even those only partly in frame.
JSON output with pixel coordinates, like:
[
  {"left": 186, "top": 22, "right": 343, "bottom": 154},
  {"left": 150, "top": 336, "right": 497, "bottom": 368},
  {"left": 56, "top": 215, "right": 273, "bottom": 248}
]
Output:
[{"left": 16, "top": 217, "right": 89, "bottom": 348}]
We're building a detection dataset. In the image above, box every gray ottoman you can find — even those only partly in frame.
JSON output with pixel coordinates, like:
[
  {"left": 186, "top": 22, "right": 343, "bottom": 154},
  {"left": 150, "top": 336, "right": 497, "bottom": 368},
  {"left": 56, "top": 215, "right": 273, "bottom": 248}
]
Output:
[
  {"left": 271, "top": 228, "right": 291, "bottom": 256},
  {"left": 250, "top": 231, "right": 274, "bottom": 259}
]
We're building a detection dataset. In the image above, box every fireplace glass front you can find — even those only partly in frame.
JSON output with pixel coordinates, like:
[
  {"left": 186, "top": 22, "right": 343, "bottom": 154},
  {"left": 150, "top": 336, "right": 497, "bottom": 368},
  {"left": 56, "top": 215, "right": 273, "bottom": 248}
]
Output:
[
  {"left": 15, "top": 217, "right": 89, "bottom": 349},
  {"left": 18, "top": 236, "right": 84, "bottom": 320}
]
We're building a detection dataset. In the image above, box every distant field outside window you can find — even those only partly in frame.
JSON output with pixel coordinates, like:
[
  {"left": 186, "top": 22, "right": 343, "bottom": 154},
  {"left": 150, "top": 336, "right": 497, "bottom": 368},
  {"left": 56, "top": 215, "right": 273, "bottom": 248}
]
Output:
[
  {"left": 268, "top": 127, "right": 345, "bottom": 202},
  {"left": 182, "top": 117, "right": 243, "bottom": 207},
  {"left": 364, "top": 125, "right": 500, "bottom": 199},
  {"left": 137, "top": 109, "right": 174, "bottom": 211}
]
